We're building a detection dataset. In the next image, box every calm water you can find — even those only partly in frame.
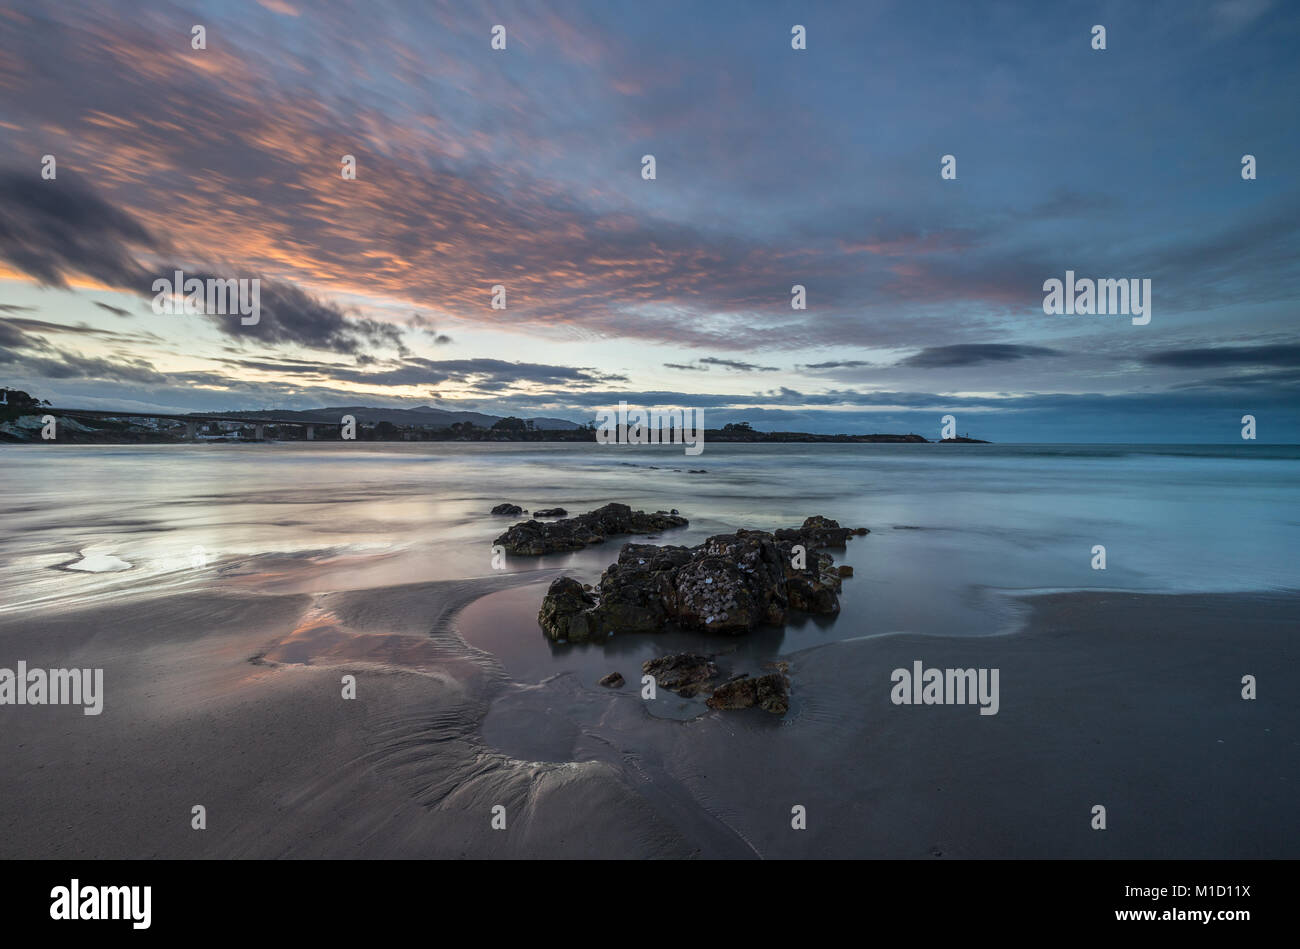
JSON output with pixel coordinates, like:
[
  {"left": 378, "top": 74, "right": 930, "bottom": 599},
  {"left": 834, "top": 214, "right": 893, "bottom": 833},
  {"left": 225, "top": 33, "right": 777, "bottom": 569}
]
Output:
[{"left": 1, "top": 443, "right": 1297, "bottom": 634}]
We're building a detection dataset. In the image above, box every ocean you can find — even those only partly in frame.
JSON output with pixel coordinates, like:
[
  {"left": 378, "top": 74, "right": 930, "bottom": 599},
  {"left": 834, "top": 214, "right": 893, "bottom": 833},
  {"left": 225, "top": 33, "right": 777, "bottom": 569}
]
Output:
[{"left": 2, "top": 441, "right": 1296, "bottom": 620}]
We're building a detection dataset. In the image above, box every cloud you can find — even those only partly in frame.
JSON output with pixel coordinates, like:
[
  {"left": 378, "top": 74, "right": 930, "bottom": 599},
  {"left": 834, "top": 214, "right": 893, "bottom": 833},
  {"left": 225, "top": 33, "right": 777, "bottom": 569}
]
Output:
[
  {"left": 92, "top": 301, "right": 132, "bottom": 317},
  {"left": 699, "top": 356, "right": 780, "bottom": 372},
  {"left": 0, "top": 323, "right": 167, "bottom": 385},
  {"left": 0, "top": 171, "right": 411, "bottom": 358},
  {"left": 204, "top": 278, "right": 407, "bottom": 355},
  {"left": 1, "top": 315, "right": 161, "bottom": 344},
  {"left": 407, "top": 312, "right": 452, "bottom": 344},
  {"left": 0, "top": 169, "right": 155, "bottom": 289},
  {"left": 898, "top": 344, "right": 1064, "bottom": 368},
  {"left": 1140, "top": 344, "right": 1300, "bottom": 369},
  {"left": 214, "top": 355, "right": 627, "bottom": 391},
  {"left": 799, "top": 360, "right": 872, "bottom": 370},
  {"left": 663, "top": 357, "right": 780, "bottom": 372}
]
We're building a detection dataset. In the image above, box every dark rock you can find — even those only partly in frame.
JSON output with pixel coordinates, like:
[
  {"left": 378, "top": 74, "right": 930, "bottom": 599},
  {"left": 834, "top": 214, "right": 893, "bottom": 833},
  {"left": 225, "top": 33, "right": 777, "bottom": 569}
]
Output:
[
  {"left": 491, "top": 503, "right": 527, "bottom": 516},
  {"left": 532, "top": 507, "right": 568, "bottom": 518},
  {"left": 706, "top": 669, "right": 790, "bottom": 714},
  {"left": 536, "top": 515, "right": 865, "bottom": 641},
  {"left": 837, "top": 565, "right": 854, "bottom": 578},
  {"left": 598, "top": 672, "right": 625, "bottom": 688},
  {"left": 642, "top": 653, "right": 718, "bottom": 697},
  {"left": 774, "top": 515, "right": 855, "bottom": 548},
  {"left": 705, "top": 675, "right": 756, "bottom": 709},
  {"left": 537, "top": 577, "right": 599, "bottom": 642},
  {"left": 754, "top": 671, "right": 791, "bottom": 714},
  {"left": 495, "top": 502, "right": 688, "bottom": 556}
]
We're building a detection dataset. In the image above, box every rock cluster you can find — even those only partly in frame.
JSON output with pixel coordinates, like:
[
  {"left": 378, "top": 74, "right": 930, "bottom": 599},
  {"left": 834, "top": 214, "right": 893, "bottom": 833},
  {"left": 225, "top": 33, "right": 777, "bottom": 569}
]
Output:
[
  {"left": 537, "top": 516, "right": 866, "bottom": 642},
  {"left": 640, "top": 653, "right": 791, "bottom": 714},
  {"left": 495, "top": 502, "right": 689, "bottom": 556},
  {"left": 491, "top": 503, "right": 527, "bottom": 516}
]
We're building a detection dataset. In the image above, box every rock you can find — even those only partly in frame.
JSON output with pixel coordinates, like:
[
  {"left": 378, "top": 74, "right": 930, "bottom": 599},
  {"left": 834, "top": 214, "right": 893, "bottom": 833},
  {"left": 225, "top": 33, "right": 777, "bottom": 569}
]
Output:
[
  {"left": 837, "top": 565, "right": 854, "bottom": 578},
  {"left": 705, "top": 670, "right": 790, "bottom": 714},
  {"left": 672, "top": 555, "right": 765, "bottom": 633},
  {"left": 705, "top": 675, "right": 756, "bottom": 709},
  {"left": 774, "top": 515, "right": 856, "bottom": 548},
  {"left": 491, "top": 503, "right": 527, "bottom": 516},
  {"left": 532, "top": 507, "right": 568, "bottom": 517},
  {"left": 535, "top": 515, "right": 865, "bottom": 641},
  {"left": 754, "top": 671, "right": 791, "bottom": 714},
  {"left": 495, "top": 502, "right": 688, "bottom": 556},
  {"left": 598, "top": 672, "right": 625, "bottom": 688},
  {"left": 642, "top": 653, "right": 718, "bottom": 697},
  {"left": 537, "top": 577, "right": 599, "bottom": 642}
]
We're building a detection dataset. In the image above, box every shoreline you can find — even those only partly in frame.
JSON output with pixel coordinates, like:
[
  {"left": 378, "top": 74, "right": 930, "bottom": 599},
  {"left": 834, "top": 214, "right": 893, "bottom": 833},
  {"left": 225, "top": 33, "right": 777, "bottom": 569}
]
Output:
[{"left": 0, "top": 561, "right": 1295, "bottom": 858}]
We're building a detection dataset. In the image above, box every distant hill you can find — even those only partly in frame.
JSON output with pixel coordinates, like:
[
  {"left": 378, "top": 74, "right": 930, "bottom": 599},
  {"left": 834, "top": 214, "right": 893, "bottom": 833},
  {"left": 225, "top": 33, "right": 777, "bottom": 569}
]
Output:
[{"left": 195, "top": 405, "right": 583, "bottom": 430}]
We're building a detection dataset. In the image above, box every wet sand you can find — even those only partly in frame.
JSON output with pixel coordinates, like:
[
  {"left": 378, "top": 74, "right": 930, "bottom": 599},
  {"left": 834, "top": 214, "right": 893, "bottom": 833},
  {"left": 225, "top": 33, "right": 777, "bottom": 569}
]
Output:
[{"left": 1, "top": 575, "right": 1295, "bottom": 858}]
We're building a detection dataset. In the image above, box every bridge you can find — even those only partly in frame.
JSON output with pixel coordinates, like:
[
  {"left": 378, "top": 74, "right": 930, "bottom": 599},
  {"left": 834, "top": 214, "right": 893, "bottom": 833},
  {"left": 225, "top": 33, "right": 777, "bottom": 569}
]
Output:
[{"left": 45, "top": 407, "right": 352, "bottom": 441}]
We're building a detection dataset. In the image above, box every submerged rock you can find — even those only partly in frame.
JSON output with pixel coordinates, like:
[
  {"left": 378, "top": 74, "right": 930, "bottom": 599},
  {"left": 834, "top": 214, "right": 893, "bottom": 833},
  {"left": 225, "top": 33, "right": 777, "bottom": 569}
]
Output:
[
  {"left": 642, "top": 653, "right": 718, "bottom": 697},
  {"left": 705, "top": 670, "right": 790, "bottom": 714},
  {"left": 491, "top": 503, "right": 527, "bottom": 516},
  {"left": 537, "top": 515, "right": 863, "bottom": 642},
  {"left": 496, "top": 502, "right": 689, "bottom": 556},
  {"left": 532, "top": 507, "right": 568, "bottom": 518},
  {"left": 598, "top": 671, "right": 625, "bottom": 688}
]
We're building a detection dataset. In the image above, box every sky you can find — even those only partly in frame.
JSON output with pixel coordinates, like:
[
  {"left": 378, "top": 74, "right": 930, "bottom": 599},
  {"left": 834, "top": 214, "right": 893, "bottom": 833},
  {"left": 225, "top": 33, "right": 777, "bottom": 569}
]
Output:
[{"left": 0, "top": 0, "right": 1297, "bottom": 441}]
